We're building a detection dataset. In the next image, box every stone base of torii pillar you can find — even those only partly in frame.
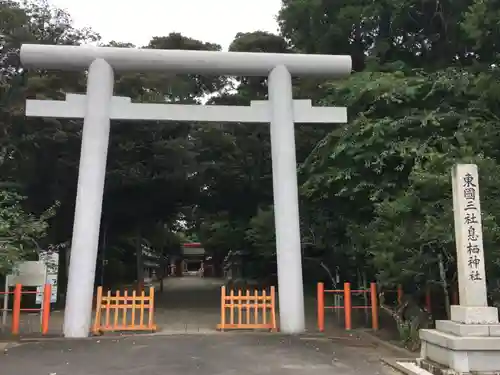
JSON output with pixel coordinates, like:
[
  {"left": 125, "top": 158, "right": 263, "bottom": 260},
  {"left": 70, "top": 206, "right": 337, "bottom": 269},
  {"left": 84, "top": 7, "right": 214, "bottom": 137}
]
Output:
[{"left": 418, "top": 164, "right": 500, "bottom": 374}]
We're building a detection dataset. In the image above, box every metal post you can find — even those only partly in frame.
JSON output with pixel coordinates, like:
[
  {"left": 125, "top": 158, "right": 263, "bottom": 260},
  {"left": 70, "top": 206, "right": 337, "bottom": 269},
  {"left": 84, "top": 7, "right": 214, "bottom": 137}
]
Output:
[
  {"left": 268, "top": 65, "right": 305, "bottom": 333},
  {"left": 63, "top": 59, "right": 114, "bottom": 338},
  {"left": 2, "top": 277, "right": 8, "bottom": 327}
]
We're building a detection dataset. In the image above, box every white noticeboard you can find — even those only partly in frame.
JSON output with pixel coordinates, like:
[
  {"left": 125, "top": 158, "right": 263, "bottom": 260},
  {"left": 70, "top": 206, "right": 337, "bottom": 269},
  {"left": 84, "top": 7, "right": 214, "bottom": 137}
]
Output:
[
  {"left": 2, "top": 260, "right": 47, "bottom": 326},
  {"left": 36, "top": 251, "right": 59, "bottom": 304},
  {"left": 6, "top": 261, "right": 47, "bottom": 286}
]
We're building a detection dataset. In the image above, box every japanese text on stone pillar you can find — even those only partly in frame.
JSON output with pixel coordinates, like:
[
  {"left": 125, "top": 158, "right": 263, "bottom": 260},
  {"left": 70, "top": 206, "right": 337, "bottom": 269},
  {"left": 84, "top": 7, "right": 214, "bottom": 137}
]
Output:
[{"left": 463, "top": 172, "right": 482, "bottom": 281}]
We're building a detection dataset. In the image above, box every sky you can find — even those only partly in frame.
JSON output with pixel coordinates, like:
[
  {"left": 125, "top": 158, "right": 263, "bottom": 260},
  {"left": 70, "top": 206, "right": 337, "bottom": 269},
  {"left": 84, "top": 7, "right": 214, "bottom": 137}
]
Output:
[{"left": 48, "top": 0, "right": 283, "bottom": 51}]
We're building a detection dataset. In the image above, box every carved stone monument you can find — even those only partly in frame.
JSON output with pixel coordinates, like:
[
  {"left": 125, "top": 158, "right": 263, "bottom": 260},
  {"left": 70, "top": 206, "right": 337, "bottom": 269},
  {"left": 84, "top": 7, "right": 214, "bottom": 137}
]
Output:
[{"left": 419, "top": 164, "right": 500, "bottom": 374}]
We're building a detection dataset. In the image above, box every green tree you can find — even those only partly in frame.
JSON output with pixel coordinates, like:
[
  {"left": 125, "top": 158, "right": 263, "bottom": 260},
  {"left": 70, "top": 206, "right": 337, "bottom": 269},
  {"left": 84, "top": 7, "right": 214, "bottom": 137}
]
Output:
[{"left": 0, "top": 190, "right": 58, "bottom": 274}]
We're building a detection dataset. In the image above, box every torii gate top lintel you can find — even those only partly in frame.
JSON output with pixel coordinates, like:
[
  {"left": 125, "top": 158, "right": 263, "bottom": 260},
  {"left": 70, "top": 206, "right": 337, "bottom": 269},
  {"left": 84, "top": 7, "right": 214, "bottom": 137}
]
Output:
[{"left": 20, "top": 44, "right": 352, "bottom": 77}]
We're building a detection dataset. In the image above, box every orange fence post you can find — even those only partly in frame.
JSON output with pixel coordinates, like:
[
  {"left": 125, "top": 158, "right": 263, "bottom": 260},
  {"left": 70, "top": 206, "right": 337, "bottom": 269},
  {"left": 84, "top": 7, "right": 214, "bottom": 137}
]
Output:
[
  {"left": 397, "top": 285, "right": 403, "bottom": 305},
  {"left": 148, "top": 286, "right": 155, "bottom": 329},
  {"left": 317, "top": 282, "right": 325, "bottom": 332},
  {"left": 270, "top": 286, "right": 277, "bottom": 332},
  {"left": 93, "top": 286, "right": 103, "bottom": 334},
  {"left": 370, "top": 282, "right": 378, "bottom": 330},
  {"left": 41, "top": 284, "right": 51, "bottom": 335},
  {"left": 425, "top": 286, "right": 432, "bottom": 312},
  {"left": 344, "top": 282, "right": 351, "bottom": 330},
  {"left": 11, "top": 284, "right": 22, "bottom": 335},
  {"left": 220, "top": 286, "right": 226, "bottom": 331}
]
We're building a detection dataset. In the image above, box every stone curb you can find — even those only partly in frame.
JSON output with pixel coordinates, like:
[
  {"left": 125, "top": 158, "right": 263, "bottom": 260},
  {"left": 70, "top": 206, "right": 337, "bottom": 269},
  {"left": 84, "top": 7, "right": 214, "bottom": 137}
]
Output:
[{"left": 381, "top": 358, "right": 421, "bottom": 375}]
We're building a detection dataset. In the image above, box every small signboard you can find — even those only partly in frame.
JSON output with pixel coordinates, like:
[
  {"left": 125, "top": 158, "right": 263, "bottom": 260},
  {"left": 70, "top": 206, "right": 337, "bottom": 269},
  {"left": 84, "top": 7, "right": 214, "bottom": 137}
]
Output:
[
  {"left": 36, "top": 251, "right": 59, "bottom": 304},
  {"left": 35, "top": 274, "right": 58, "bottom": 304}
]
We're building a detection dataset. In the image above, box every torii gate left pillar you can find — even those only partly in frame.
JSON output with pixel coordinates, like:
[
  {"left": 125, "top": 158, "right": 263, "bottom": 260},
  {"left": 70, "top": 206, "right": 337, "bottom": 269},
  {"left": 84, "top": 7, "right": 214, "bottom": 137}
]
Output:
[{"left": 21, "top": 44, "right": 352, "bottom": 337}]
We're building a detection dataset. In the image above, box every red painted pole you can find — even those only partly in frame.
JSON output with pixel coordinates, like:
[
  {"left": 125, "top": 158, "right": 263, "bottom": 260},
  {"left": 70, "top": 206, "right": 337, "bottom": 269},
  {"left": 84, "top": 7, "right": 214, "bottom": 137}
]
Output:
[
  {"left": 12, "top": 284, "right": 22, "bottom": 335},
  {"left": 370, "top": 283, "right": 378, "bottom": 330},
  {"left": 41, "top": 284, "right": 51, "bottom": 335},
  {"left": 344, "top": 283, "right": 351, "bottom": 330},
  {"left": 317, "top": 282, "right": 325, "bottom": 332}
]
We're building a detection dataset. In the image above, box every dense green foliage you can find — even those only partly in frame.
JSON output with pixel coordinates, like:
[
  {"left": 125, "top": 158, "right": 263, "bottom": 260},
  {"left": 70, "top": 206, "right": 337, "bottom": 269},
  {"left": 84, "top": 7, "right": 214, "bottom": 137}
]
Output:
[
  {"left": 2, "top": 0, "right": 500, "bottom": 311},
  {"left": 0, "top": 190, "right": 58, "bottom": 273}
]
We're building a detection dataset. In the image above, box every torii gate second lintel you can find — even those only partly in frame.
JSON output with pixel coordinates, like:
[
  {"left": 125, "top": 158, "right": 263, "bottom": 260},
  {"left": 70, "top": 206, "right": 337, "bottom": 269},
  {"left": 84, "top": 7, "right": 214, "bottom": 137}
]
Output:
[
  {"left": 20, "top": 45, "right": 352, "bottom": 338},
  {"left": 26, "top": 94, "right": 348, "bottom": 123}
]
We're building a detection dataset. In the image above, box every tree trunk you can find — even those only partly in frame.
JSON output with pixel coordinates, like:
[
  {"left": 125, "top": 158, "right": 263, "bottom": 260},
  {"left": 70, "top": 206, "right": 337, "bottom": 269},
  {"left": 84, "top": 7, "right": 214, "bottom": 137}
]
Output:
[
  {"left": 159, "top": 253, "right": 166, "bottom": 293},
  {"left": 57, "top": 244, "right": 68, "bottom": 308},
  {"left": 303, "top": 256, "right": 336, "bottom": 287},
  {"left": 438, "top": 253, "right": 451, "bottom": 319},
  {"left": 135, "top": 231, "right": 144, "bottom": 291},
  {"left": 99, "top": 222, "right": 108, "bottom": 287}
]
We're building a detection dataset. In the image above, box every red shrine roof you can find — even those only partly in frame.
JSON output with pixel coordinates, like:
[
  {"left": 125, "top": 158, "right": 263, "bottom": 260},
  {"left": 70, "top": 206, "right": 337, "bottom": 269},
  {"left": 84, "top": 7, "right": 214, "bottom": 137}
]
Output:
[{"left": 182, "top": 242, "right": 203, "bottom": 248}]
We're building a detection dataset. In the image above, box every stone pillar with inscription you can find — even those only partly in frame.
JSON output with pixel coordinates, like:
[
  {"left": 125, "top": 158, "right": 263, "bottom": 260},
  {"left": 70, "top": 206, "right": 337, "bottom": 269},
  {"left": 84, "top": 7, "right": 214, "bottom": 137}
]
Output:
[{"left": 419, "top": 164, "right": 500, "bottom": 374}]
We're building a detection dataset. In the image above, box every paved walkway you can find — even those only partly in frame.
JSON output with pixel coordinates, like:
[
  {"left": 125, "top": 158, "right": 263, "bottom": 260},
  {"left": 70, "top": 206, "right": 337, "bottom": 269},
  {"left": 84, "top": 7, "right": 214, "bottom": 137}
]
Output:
[
  {"left": 154, "top": 277, "right": 224, "bottom": 332},
  {"left": 1, "top": 333, "right": 401, "bottom": 375},
  {"left": 154, "top": 277, "right": 345, "bottom": 333}
]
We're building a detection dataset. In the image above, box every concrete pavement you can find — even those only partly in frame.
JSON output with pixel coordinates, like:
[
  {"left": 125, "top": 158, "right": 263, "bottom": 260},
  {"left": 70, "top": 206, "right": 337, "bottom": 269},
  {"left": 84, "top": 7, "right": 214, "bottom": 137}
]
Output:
[{"left": 0, "top": 332, "right": 401, "bottom": 375}]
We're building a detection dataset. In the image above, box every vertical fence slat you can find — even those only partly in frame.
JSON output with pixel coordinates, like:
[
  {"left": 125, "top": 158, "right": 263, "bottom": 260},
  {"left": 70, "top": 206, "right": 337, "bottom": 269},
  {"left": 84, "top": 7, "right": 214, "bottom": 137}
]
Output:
[
  {"left": 253, "top": 289, "right": 258, "bottom": 324},
  {"left": 262, "top": 289, "right": 269, "bottom": 325},
  {"left": 113, "top": 290, "right": 120, "bottom": 328},
  {"left": 131, "top": 290, "right": 137, "bottom": 327},
  {"left": 139, "top": 290, "right": 145, "bottom": 327},
  {"left": 148, "top": 287, "right": 155, "bottom": 329},
  {"left": 245, "top": 289, "right": 250, "bottom": 325},
  {"left": 93, "top": 287, "right": 103, "bottom": 334},
  {"left": 229, "top": 289, "right": 234, "bottom": 325},
  {"left": 220, "top": 286, "right": 226, "bottom": 330},
  {"left": 104, "top": 290, "right": 111, "bottom": 328},
  {"left": 270, "top": 286, "right": 276, "bottom": 331},
  {"left": 122, "top": 290, "right": 128, "bottom": 327},
  {"left": 237, "top": 290, "right": 242, "bottom": 325}
]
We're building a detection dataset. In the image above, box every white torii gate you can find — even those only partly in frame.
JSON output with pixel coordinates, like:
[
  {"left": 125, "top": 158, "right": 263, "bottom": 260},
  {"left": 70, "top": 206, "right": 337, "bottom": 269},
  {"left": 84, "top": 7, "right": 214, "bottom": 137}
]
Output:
[{"left": 20, "top": 44, "right": 352, "bottom": 338}]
